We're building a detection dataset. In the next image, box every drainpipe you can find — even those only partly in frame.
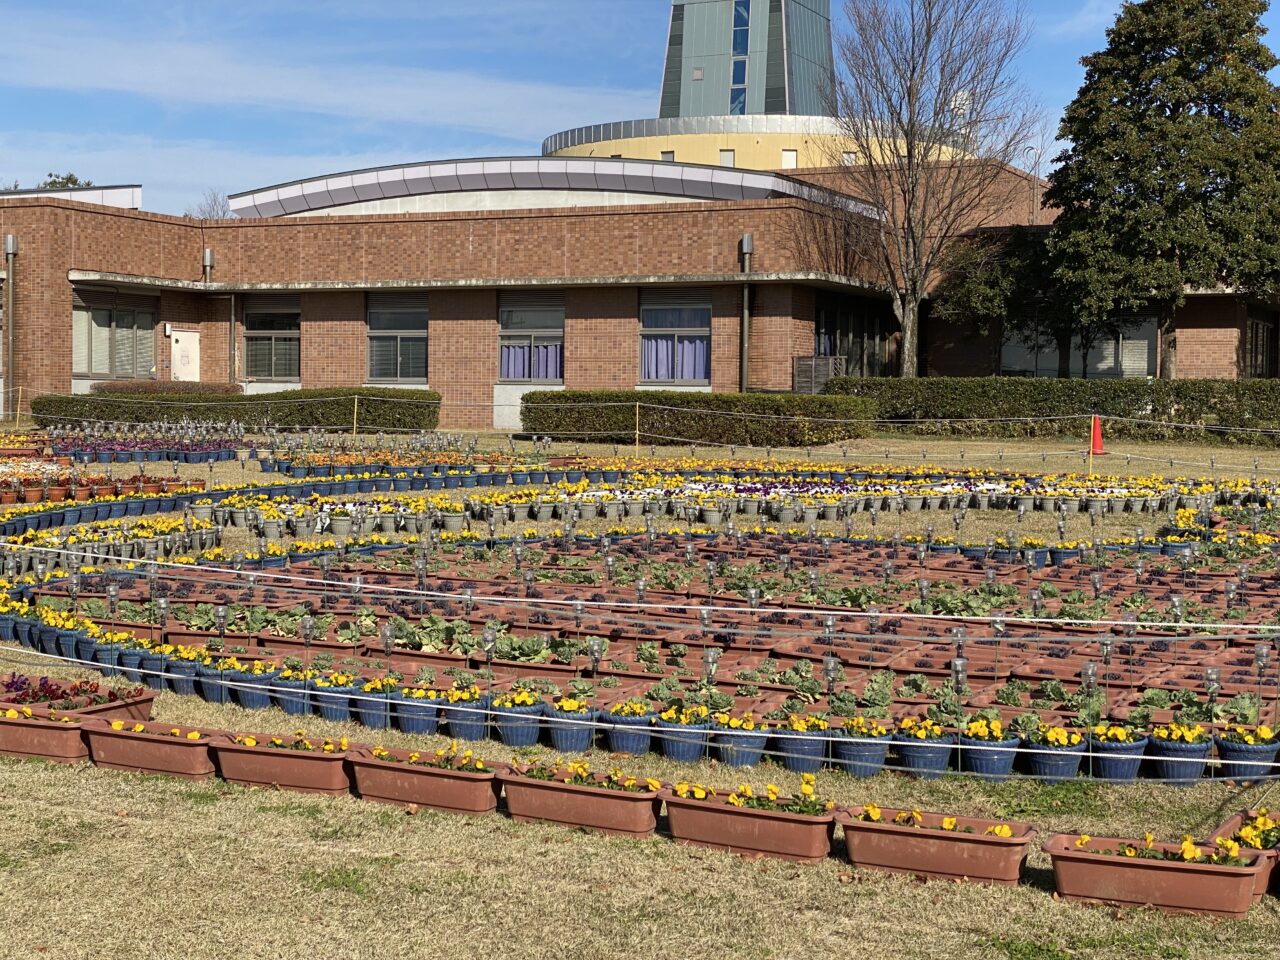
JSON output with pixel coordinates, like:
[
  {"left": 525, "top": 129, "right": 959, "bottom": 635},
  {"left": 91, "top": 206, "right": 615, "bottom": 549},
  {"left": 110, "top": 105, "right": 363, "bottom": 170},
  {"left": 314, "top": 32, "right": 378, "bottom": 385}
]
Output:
[
  {"left": 4, "top": 235, "right": 17, "bottom": 415},
  {"left": 740, "top": 233, "right": 753, "bottom": 393},
  {"left": 228, "top": 293, "right": 237, "bottom": 384}
]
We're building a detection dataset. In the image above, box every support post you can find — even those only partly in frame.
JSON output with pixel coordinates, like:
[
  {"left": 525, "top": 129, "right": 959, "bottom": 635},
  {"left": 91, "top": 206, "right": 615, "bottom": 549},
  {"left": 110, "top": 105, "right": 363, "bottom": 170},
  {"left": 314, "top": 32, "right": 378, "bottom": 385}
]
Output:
[{"left": 352, "top": 396, "right": 359, "bottom": 438}]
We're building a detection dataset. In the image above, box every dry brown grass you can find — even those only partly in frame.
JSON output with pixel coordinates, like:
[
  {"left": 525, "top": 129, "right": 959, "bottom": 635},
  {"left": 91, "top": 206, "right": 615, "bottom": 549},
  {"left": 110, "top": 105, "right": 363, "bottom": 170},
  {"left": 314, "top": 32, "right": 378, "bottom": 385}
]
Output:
[{"left": 2, "top": 642, "right": 1279, "bottom": 960}]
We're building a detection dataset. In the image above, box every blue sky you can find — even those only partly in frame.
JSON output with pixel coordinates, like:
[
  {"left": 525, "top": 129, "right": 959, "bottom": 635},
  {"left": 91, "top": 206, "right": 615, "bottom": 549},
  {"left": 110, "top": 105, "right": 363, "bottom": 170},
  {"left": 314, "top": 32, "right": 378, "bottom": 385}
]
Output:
[{"left": 1, "top": 0, "right": 1275, "bottom": 214}]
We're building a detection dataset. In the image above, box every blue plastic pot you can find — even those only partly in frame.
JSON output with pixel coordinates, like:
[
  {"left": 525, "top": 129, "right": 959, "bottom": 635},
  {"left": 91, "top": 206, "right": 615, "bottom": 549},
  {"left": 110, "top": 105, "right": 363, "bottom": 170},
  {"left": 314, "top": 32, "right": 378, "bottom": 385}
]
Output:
[
  {"left": 604, "top": 712, "right": 652, "bottom": 755},
  {"left": 442, "top": 698, "right": 490, "bottom": 741},
  {"left": 234, "top": 673, "right": 279, "bottom": 710},
  {"left": 831, "top": 735, "right": 890, "bottom": 777},
  {"left": 55, "top": 630, "right": 79, "bottom": 661},
  {"left": 494, "top": 702, "right": 544, "bottom": 746},
  {"left": 118, "top": 648, "right": 145, "bottom": 682},
  {"left": 139, "top": 652, "right": 169, "bottom": 690},
  {"left": 715, "top": 730, "right": 768, "bottom": 767},
  {"left": 1146, "top": 737, "right": 1211, "bottom": 785},
  {"left": 270, "top": 678, "right": 312, "bottom": 716},
  {"left": 773, "top": 730, "right": 828, "bottom": 773},
  {"left": 655, "top": 720, "right": 712, "bottom": 763},
  {"left": 311, "top": 683, "right": 359, "bottom": 722},
  {"left": 394, "top": 696, "right": 442, "bottom": 735},
  {"left": 93, "top": 643, "right": 122, "bottom": 677},
  {"left": 1215, "top": 736, "right": 1280, "bottom": 782},
  {"left": 166, "top": 659, "right": 198, "bottom": 696},
  {"left": 1085, "top": 736, "right": 1148, "bottom": 783},
  {"left": 1024, "top": 739, "right": 1087, "bottom": 784},
  {"left": 547, "top": 710, "right": 595, "bottom": 753},
  {"left": 893, "top": 732, "right": 956, "bottom": 779},
  {"left": 196, "top": 665, "right": 233, "bottom": 704},
  {"left": 958, "top": 735, "right": 1020, "bottom": 781},
  {"left": 353, "top": 692, "right": 395, "bottom": 730}
]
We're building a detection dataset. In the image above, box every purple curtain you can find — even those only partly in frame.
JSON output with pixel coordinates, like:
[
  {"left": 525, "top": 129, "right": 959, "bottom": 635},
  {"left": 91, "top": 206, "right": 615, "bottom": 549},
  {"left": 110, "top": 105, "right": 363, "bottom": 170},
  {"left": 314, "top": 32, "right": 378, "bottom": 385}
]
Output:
[
  {"left": 501, "top": 342, "right": 529, "bottom": 379},
  {"left": 643, "top": 335, "right": 708, "bottom": 381},
  {"left": 679, "top": 336, "right": 709, "bottom": 380},
  {"left": 643, "top": 335, "right": 674, "bottom": 380},
  {"left": 532, "top": 342, "right": 562, "bottom": 380},
  {"left": 501, "top": 341, "right": 562, "bottom": 380}
]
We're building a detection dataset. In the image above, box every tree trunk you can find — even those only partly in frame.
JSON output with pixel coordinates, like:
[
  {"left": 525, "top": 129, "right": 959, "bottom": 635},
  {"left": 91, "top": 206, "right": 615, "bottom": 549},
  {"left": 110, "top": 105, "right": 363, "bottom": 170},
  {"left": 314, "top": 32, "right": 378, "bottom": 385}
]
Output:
[
  {"left": 894, "top": 296, "right": 920, "bottom": 378},
  {"left": 1157, "top": 309, "right": 1177, "bottom": 380},
  {"left": 1056, "top": 330, "right": 1073, "bottom": 378}
]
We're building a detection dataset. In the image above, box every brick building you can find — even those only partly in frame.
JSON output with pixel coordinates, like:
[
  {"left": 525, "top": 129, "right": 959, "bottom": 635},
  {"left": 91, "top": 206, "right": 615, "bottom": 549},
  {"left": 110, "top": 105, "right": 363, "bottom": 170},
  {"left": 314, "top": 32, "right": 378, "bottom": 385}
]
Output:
[{"left": 0, "top": 159, "right": 895, "bottom": 428}]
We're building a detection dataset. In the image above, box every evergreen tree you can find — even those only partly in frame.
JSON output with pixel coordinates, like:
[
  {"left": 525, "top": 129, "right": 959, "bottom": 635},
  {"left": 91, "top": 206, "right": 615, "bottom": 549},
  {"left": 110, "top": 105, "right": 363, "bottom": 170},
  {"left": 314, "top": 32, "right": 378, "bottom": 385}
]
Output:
[{"left": 1046, "top": 0, "right": 1280, "bottom": 377}]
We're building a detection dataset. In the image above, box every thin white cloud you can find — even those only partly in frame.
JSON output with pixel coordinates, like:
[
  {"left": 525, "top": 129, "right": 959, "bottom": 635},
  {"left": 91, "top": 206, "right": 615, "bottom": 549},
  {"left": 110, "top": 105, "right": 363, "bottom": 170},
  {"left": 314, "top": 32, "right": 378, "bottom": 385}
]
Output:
[
  {"left": 1046, "top": 0, "right": 1121, "bottom": 40},
  {"left": 0, "top": 17, "right": 655, "bottom": 143},
  {"left": 0, "top": 131, "right": 518, "bottom": 215}
]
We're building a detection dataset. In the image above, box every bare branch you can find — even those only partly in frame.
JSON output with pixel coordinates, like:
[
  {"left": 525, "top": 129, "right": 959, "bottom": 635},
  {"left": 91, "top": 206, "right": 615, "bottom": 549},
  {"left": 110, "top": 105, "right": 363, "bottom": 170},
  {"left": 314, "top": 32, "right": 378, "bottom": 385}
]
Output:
[
  {"left": 185, "top": 188, "right": 234, "bottom": 220},
  {"left": 827, "top": 0, "right": 1039, "bottom": 376}
]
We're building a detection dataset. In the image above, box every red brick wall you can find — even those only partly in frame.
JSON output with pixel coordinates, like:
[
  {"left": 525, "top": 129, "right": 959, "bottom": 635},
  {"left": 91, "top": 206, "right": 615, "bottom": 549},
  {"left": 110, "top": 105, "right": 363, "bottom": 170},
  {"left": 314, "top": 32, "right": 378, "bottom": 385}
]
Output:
[
  {"left": 300, "top": 292, "right": 366, "bottom": 389},
  {"left": 1174, "top": 296, "right": 1244, "bottom": 379},
  {"left": 747, "top": 284, "right": 812, "bottom": 391},
  {"left": 565, "top": 288, "right": 639, "bottom": 389},
  {"left": 427, "top": 290, "right": 497, "bottom": 429}
]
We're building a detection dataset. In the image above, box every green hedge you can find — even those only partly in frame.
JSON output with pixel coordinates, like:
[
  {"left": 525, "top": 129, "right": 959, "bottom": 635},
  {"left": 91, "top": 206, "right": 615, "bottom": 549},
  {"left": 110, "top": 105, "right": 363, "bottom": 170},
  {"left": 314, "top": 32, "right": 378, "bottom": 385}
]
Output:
[
  {"left": 821, "top": 376, "right": 1280, "bottom": 443},
  {"left": 520, "top": 390, "right": 876, "bottom": 446},
  {"left": 89, "top": 379, "right": 243, "bottom": 395},
  {"left": 31, "top": 387, "right": 441, "bottom": 431}
]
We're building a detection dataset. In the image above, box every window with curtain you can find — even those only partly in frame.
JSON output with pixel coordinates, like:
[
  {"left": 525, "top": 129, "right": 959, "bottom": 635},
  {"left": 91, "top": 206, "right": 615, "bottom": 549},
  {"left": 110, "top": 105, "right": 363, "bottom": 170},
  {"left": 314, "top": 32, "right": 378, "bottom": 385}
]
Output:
[
  {"left": 71, "top": 307, "right": 156, "bottom": 378},
  {"left": 499, "top": 306, "right": 564, "bottom": 382},
  {"left": 368, "top": 310, "right": 428, "bottom": 382},
  {"left": 244, "top": 313, "right": 300, "bottom": 380},
  {"left": 640, "top": 306, "right": 711, "bottom": 383}
]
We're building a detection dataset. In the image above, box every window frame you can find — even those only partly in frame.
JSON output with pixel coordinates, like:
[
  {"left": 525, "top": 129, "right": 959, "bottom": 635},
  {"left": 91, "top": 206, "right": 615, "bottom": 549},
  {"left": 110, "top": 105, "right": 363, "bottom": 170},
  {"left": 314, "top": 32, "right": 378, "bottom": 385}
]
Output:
[
  {"left": 243, "top": 312, "right": 301, "bottom": 382},
  {"left": 72, "top": 305, "right": 156, "bottom": 379},
  {"left": 498, "top": 306, "right": 565, "bottom": 384},
  {"left": 367, "top": 308, "right": 428, "bottom": 384},
  {"left": 639, "top": 305, "right": 712, "bottom": 386}
]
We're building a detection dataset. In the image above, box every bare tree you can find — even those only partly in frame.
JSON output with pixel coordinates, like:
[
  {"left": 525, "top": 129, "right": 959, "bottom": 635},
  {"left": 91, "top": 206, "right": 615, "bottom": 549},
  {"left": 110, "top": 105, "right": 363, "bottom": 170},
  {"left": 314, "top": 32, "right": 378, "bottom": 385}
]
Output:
[
  {"left": 830, "top": 0, "right": 1038, "bottom": 376},
  {"left": 185, "top": 188, "right": 233, "bottom": 220}
]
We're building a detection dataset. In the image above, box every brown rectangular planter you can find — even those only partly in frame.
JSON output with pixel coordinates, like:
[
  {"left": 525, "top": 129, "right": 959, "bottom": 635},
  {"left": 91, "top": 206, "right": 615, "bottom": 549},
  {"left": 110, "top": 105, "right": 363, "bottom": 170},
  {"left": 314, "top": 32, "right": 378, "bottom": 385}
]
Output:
[
  {"left": 210, "top": 736, "right": 351, "bottom": 796},
  {"left": 67, "top": 691, "right": 158, "bottom": 723},
  {"left": 1042, "top": 834, "right": 1266, "bottom": 918},
  {"left": 0, "top": 714, "right": 88, "bottom": 763},
  {"left": 500, "top": 771, "right": 661, "bottom": 838},
  {"left": 82, "top": 720, "right": 218, "bottom": 780},
  {"left": 661, "top": 789, "right": 835, "bottom": 863},
  {"left": 349, "top": 748, "right": 502, "bottom": 815},
  {"left": 1208, "top": 810, "right": 1279, "bottom": 904},
  {"left": 835, "top": 807, "right": 1034, "bottom": 886}
]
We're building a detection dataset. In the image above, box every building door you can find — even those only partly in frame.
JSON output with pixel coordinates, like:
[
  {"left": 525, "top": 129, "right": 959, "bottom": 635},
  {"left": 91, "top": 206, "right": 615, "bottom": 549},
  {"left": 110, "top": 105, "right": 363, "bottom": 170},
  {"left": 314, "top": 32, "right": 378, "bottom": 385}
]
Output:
[{"left": 171, "top": 330, "right": 200, "bottom": 382}]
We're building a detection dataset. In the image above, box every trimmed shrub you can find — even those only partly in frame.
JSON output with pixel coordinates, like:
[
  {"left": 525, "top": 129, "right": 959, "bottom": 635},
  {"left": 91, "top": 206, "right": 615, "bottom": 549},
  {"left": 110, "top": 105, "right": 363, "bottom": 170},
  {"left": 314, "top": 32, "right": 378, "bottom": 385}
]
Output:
[
  {"left": 90, "top": 379, "right": 243, "bottom": 395},
  {"left": 520, "top": 391, "right": 875, "bottom": 446},
  {"left": 31, "top": 387, "right": 440, "bottom": 431},
  {"left": 821, "top": 376, "right": 1280, "bottom": 444}
]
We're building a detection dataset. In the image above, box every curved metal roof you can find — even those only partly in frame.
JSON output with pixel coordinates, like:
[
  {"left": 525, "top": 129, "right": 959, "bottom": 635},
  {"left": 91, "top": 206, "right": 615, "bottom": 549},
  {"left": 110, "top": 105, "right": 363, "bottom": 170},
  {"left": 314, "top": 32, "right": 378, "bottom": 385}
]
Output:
[
  {"left": 227, "top": 155, "right": 877, "bottom": 220},
  {"left": 542, "top": 114, "right": 847, "bottom": 156}
]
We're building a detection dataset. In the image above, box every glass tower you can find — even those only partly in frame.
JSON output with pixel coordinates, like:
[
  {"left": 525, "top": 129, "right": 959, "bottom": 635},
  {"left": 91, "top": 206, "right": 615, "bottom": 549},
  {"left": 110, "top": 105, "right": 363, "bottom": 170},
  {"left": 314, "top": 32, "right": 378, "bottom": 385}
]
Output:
[{"left": 658, "top": 0, "right": 835, "bottom": 119}]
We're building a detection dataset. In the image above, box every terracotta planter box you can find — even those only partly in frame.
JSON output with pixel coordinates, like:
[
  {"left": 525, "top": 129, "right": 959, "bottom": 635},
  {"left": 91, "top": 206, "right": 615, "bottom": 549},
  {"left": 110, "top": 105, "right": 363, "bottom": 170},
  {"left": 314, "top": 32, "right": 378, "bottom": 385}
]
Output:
[
  {"left": 835, "top": 807, "right": 1034, "bottom": 885},
  {"left": 0, "top": 714, "right": 88, "bottom": 763},
  {"left": 349, "top": 748, "right": 502, "bottom": 815},
  {"left": 83, "top": 720, "right": 219, "bottom": 780},
  {"left": 210, "top": 736, "right": 351, "bottom": 795},
  {"left": 66, "top": 691, "right": 158, "bottom": 723},
  {"left": 1212, "top": 810, "right": 1280, "bottom": 903},
  {"left": 1042, "top": 834, "right": 1266, "bottom": 918},
  {"left": 500, "top": 771, "right": 661, "bottom": 837},
  {"left": 661, "top": 788, "right": 835, "bottom": 863}
]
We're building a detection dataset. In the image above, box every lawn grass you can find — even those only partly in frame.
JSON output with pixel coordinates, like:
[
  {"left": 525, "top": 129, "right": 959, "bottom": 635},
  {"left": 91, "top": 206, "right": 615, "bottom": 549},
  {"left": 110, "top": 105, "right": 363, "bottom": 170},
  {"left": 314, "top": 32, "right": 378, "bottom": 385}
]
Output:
[
  {"left": 2, "top": 643, "right": 1279, "bottom": 960},
  {"left": 6, "top": 433, "right": 1280, "bottom": 957}
]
